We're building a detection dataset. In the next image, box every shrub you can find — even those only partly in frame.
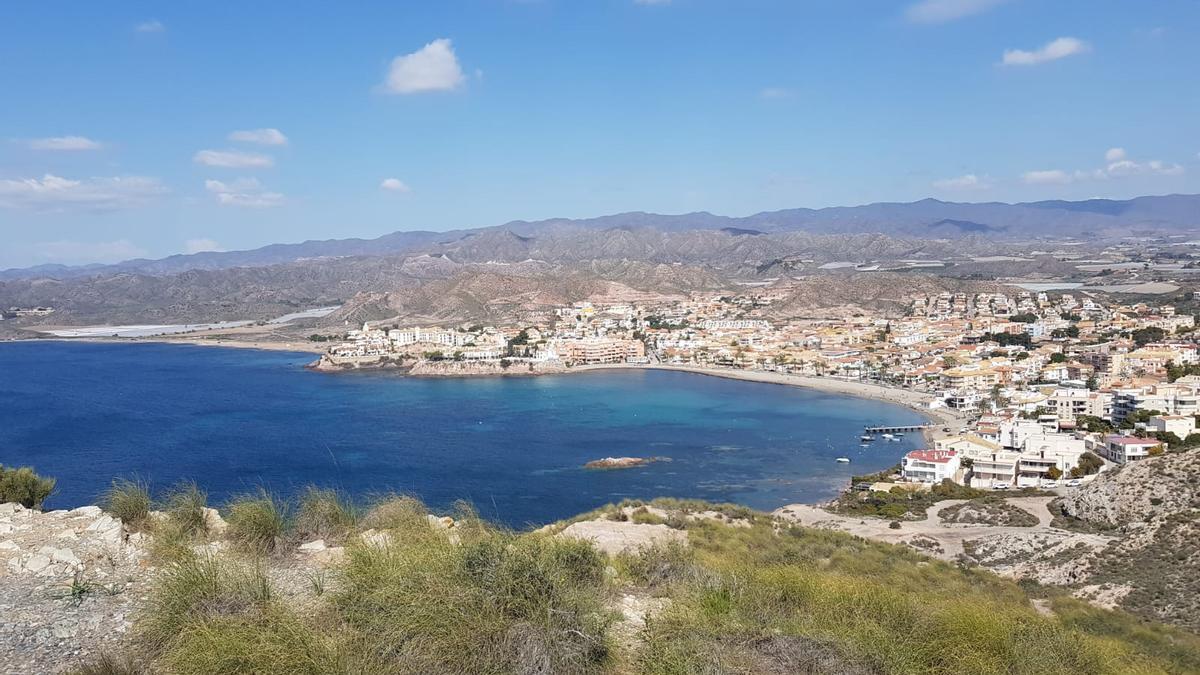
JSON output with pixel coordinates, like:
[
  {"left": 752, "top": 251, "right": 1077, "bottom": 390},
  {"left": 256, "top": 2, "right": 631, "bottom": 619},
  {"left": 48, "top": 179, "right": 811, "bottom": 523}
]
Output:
[
  {"left": 889, "top": 520, "right": 902, "bottom": 529},
  {"left": 619, "top": 541, "right": 697, "bottom": 588},
  {"left": 225, "top": 490, "right": 288, "bottom": 554},
  {"left": 101, "top": 477, "right": 152, "bottom": 530},
  {"left": 293, "top": 487, "right": 356, "bottom": 542},
  {"left": 0, "top": 465, "right": 56, "bottom": 509}
]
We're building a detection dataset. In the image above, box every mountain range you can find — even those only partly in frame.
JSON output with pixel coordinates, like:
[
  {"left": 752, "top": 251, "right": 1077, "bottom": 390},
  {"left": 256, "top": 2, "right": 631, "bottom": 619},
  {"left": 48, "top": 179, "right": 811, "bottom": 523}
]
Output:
[{"left": 4, "top": 194, "right": 1198, "bottom": 281}]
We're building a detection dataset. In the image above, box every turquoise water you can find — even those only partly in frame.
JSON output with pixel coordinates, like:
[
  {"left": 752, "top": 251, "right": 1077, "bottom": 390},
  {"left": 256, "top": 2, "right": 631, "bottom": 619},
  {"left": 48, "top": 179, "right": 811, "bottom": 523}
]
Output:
[{"left": 0, "top": 342, "right": 926, "bottom": 526}]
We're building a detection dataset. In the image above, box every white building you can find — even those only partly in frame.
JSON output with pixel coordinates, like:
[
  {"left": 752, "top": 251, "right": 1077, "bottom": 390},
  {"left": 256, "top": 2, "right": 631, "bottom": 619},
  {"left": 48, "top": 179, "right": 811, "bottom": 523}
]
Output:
[
  {"left": 901, "top": 449, "right": 960, "bottom": 484},
  {"left": 1100, "top": 435, "right": 1162, "bottom": 464}
]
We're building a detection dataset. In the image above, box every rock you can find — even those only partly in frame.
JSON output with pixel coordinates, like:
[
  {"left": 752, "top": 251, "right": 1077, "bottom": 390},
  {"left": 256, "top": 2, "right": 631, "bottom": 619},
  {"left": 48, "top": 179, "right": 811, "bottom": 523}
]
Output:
[
  {"left": 69, "top": 506, "right": 103, "bottom": 518},
  {"left": 49, "top": 547, "right": 80, "bottom": 566},
  {"left": 24, "top": 554, "right": 51, "bottom": 574},
  {"left": 0, "top": 540, "right": 19, "bottom": 551},
  {"left": 359, "top": 529, "right": 392, "bottom": 548},
  {"left": 298, "top": 539, "right": 327, "bottom": 553},
  {"left": 0, "top": 502, "right": 23, "bottom": 516},
  {"left": 202, "top": 508, "right": 228, "bottom": 536},
  {"left": 558, "top": 520, "right": 688, "bottom": 556},
  {"left": 585, "top": 456, "right": 656, "bottom": 470}
]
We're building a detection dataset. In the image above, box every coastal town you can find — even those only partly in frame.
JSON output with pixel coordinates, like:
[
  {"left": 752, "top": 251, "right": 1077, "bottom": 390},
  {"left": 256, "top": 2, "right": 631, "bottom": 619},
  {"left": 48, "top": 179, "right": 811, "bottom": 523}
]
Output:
[{"left": 320, "top": 287, "right": 1199, "bottom": 492}]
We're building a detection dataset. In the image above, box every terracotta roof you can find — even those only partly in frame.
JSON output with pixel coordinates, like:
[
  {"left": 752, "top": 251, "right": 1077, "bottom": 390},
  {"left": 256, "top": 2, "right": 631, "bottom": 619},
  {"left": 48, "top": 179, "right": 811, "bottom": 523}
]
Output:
[{"left": 905, "top": 449, "right": 957, "bottom": 463}]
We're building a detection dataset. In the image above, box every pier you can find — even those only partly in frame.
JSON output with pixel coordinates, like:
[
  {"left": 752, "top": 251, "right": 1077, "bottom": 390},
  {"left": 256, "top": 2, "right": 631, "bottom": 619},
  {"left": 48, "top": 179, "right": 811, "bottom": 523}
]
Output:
[{"left": 863, "top": 424, "right": 934, "bottom": 433}]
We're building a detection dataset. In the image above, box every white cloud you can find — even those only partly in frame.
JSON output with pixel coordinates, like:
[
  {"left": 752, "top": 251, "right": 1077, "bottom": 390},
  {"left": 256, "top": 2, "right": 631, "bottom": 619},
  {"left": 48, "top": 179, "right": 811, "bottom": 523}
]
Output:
[
  {"left": 380, "top": 38, "right": 465, "bottom": 94},
  {"left": 193, "top": 149, "right": 274, "bottom": 168},
  {"left": 1002, "top": 37, "right": 1089, "bottom": 66},
  {"left": 1021, "top": 149, "right": 1184, "bottom": 186},
  {"left": 932, "top": 173, "right": 990, "bottom": 190},
  {"left": 1022, "top": 169, "right": 1074, "bottom": 185},
  {"left": 905, "top": 0, "right": 1006, "bottom": 24},
  {"left": 204, "top": 178, "right": 284, "bottom": 208},
  {"left": 135, "top": 19, "right": 165, "bottom": 33},
  {"left": 184, "top": 238, "right": 223, "bottom": 254},
  {"left": 759, "top": 87, "right": 794, "bottom": 100},
  {"left": 28, "top": 136, "right": 103, "bottom": 151},
  {"left": 0, "top": 174, "right": 166, "bottom": 211},
  {"left": 380, "top": 178, "right": 411, "bottom": 193},
  {"left": 228, "top": 128, "right": 288, "bottom": 146},
  {"left": 1105, "top": 158, "right": 1183, "bottom": 177}
]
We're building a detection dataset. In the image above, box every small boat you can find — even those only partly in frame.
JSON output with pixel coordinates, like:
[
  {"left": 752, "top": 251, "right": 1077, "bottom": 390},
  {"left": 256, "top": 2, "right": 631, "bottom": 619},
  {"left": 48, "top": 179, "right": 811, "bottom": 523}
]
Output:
[
  {"left": 881, "top": 433, "right": 894, "bottom": 440},
  {"left": 860, "top": 435, "right": 874, "bottom": 442},
  {"left": 835, "top": 457, "right": 851, "bottom": 463}
]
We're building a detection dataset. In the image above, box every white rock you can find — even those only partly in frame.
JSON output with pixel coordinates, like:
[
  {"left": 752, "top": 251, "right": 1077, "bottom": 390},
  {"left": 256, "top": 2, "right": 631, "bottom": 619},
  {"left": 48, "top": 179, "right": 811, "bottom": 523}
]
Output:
[
  {"left": 0, "top": 503, "right": 22, "bottom": 516},
  {"left": 24, "top": 554, "right": 51, "bottom": 573},
  {"left": 0, "top": 523, "right": 12, "bottom": 535},
  {"left": 70, "top": 506, "right": 103, "bottom": 518},
  {"left": 359, "top": 529, "right": 392, "bottom": 548},
  {"left": 0, "top": 540, "right": 19, "bottom": 551},
  {"left": 49, "top": 547, "right": 80, "bottom": 566},
  {"left": 202, "top": 508, "right": 228, "bottom": 536},
  {"left": 298, "top": 539, "right": 327, "bottom": 552},
  {"left": 54, "top": 529, "right": 79, "bottom": 540}
]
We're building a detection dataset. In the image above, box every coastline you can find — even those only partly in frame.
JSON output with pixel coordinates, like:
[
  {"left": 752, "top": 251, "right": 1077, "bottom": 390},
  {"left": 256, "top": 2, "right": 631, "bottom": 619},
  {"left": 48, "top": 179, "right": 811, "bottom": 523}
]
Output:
[
  {"left": 7, "top": 335, "right": 964, "bottom": 444},
  {"left": 6, "top": 335, "right": 326, "bottom": 355},
  {"left": 572, "top": 363, "right": 966, "bottom": 444}
]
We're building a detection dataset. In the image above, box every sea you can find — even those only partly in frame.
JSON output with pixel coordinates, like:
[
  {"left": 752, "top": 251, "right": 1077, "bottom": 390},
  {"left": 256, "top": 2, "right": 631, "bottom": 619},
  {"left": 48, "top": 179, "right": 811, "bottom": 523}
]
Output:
[{"left": 0, "top": 341, "right": 927, "bottom": 527}]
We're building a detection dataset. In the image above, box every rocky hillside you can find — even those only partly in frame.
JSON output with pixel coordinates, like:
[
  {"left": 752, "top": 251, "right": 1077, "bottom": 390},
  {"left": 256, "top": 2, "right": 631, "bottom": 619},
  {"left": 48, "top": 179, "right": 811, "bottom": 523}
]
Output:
[
  {"left": 1056, "top": 451, "right": 1200, "bottom": 630},
  {"left": 1059, "top": 449, "right": 1200, "bottom": 526}
]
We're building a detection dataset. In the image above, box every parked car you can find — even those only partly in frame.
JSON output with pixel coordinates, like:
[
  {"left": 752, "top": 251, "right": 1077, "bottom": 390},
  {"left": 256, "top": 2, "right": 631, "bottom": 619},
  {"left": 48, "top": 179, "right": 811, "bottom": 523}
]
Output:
[
  {"left": 1066, "top": 479, "right": 1081, "bottom": 488},
  {"left": 992, "top": 482, "right": 1011, "bottom": 490}
]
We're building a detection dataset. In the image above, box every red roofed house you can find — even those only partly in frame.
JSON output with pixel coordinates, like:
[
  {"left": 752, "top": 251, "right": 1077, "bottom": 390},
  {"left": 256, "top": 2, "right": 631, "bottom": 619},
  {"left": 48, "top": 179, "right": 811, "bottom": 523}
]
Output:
[{"left": 901, "top": 449, "right": 961, "bottom": 484}]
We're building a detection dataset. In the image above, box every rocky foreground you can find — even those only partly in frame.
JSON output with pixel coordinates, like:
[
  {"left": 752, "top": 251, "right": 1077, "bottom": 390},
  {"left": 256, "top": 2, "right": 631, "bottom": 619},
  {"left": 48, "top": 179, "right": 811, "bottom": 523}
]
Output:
[
  {"left": 0, "top": 503, "right": 146, "bottom": 672},
  {"left": 2, "top": 453, "right": 1197, "bottom": 672}
]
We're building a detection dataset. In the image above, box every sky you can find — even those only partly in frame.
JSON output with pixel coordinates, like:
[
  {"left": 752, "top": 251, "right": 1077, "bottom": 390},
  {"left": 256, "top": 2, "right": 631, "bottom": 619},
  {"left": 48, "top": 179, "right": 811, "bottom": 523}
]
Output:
[{"left": 1, "top": 0, "right": 1198, "bottom": 269}]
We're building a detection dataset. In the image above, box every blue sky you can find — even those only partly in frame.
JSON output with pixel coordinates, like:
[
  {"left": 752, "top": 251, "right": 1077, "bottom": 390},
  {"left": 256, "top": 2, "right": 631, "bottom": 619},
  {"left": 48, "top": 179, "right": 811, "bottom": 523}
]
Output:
[{"left": 1, "top": 0, "right": 1198, "bottom": 268}]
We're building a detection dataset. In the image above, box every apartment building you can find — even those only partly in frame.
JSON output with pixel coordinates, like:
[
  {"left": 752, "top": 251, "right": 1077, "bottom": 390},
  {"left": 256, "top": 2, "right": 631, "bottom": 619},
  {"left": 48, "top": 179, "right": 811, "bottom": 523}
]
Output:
[
  {"left": 900, "top": 449, "right": 960, "bottom": 484},
  {"left": 554, "top": 338, "right": 645, "bottom": 365},
  {"left": 1099, "top": 435, "right": 1162, "bottom": 464}
]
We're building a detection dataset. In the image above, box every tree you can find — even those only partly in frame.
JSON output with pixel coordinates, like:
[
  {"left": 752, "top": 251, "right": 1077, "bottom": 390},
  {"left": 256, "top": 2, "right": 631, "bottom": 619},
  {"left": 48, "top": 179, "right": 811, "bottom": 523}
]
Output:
[
  {"left": 1046, "top": 466, "right": 1063, "bottom": 480},
  {"left": 1049, "top": 353, "right": 1067, "bottom": 364},
  {"left": 1130, "top": 326, "right": 1166, "bottom": 346}
]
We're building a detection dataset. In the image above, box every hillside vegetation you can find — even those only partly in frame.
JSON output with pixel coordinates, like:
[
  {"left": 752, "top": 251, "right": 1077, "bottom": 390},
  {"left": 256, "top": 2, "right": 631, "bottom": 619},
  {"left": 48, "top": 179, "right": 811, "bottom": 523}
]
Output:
[{"left": 56, "top": 488, "right": 1199, "bottom": 675}]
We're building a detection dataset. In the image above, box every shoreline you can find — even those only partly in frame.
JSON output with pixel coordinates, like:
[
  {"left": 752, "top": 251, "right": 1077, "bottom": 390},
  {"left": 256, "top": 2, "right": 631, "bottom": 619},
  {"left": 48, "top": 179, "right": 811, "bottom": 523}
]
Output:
[
  {"left": 6, "top": 335, "right": 326, "bottom": 355},
  {"left": 572, "top": 363, "right": 966, "bottom": 444}
]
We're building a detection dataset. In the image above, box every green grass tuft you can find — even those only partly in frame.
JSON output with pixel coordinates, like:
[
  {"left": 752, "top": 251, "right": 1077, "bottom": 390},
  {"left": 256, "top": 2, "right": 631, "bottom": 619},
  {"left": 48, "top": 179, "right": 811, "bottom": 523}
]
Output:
[
  {"left": 101, "top": 477, "right": 152, "bottom": 530},
  {"left": 293, "top": 487, "right": 357, "bottom": 543},
  {"left": 225, "top": 489, "right": 288, "bottom": 554},
  {"left": 163, "top": 481, "right": 210, "bottom": 538}
]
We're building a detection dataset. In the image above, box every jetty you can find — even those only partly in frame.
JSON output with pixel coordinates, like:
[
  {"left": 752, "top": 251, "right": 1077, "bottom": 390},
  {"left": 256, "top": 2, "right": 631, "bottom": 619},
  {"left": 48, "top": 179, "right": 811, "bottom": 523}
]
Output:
[{"left": 863, "top": 423, "right": 934, "bottom": 434}]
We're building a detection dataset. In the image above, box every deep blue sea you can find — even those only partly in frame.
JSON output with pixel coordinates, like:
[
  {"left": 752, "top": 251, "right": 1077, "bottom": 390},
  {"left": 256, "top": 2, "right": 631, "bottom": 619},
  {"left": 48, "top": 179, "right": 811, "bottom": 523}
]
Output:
[{"left": 0, "top": 342, "right": 927, "bottom": 526}]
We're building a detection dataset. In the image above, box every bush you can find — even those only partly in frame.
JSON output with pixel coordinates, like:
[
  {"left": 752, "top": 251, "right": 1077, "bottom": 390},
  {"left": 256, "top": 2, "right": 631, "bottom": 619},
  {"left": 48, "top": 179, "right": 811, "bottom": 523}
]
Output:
[
  {"left": 225, "top": 490, "right": 288, "bottom": 554},
  {"left": 0, "top": 465, "right": 56, "bottom": 509},
  {"left": 889, "top": 520, "right": 902, "bottom": 529},
  {"left": 293, "top": 487, "right": 356, "bottom": 543},
  {"left": 101, "top": 477, "right": 152, "bottom": 530}
]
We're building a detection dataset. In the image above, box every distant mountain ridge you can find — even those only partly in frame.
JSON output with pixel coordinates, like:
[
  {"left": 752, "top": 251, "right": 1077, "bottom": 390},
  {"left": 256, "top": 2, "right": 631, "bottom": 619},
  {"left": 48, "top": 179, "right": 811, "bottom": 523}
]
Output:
[{"left": 3, "top": 194, "right": 1198, "bottom": 281}]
